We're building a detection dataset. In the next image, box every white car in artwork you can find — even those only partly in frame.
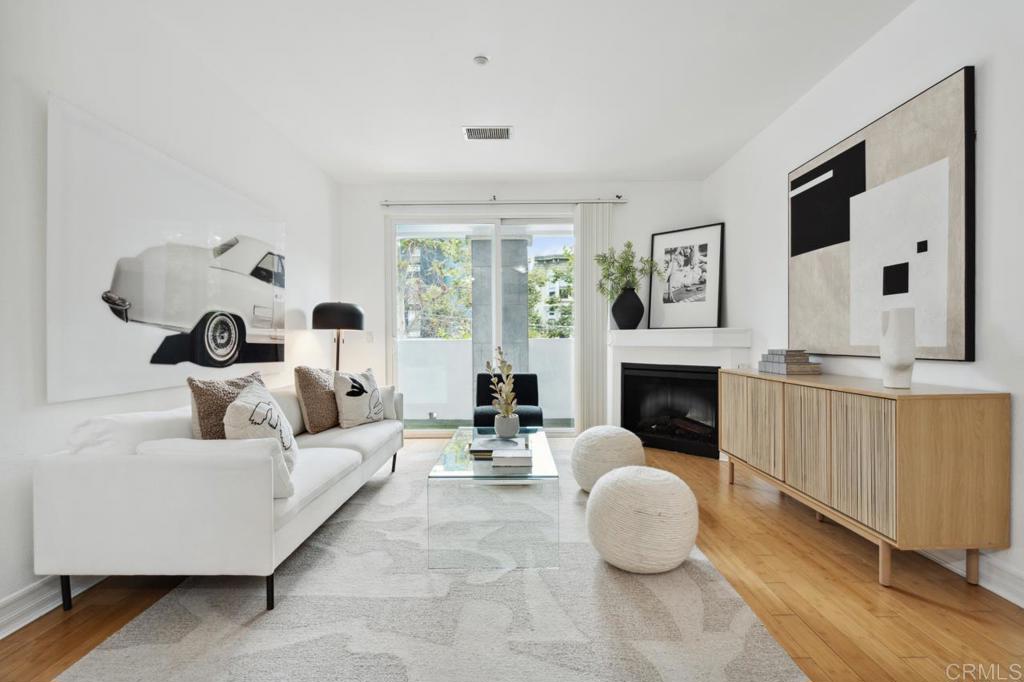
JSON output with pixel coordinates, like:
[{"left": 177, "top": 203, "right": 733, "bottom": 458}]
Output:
[{"left": 102, "top": 235, "right": 285, "bottom": 367}]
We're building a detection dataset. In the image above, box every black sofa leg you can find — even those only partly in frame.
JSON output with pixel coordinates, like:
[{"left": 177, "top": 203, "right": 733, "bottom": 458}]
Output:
[
  {"left": 60, "top": 575, "right": 72, "bottom": 611},
  {"left": 266, "top": 574, "right": 274, "bottom": 610},
  {"left": 391, "top": 453, "right": 397, "bottom": 473}
]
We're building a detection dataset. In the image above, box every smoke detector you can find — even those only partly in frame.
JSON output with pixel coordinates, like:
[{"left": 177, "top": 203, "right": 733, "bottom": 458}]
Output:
[
  {"left": 473, "top": 55, "right": 489, "bottom": 66},
  {"left": 463, "top": 126, "right": 513, "bottom": 141}
]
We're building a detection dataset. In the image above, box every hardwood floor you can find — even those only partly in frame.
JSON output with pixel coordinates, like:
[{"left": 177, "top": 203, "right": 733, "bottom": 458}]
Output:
[
  {"left": 0, "top": 576, "right": 183, "bottom": 682},
  {"left": 2, "top": 444, "right": 1022, "bottom": 681},
  {"left": 647, "top": 448, "right": 1024, "bottom": 682}
]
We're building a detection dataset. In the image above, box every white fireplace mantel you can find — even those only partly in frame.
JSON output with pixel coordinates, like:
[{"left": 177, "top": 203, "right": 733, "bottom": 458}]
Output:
[
  {"left": 606, "top": 327, "right": 753, "bottom": 436},
  {"left": 608, "top": 328, "right": 752, "bottom": 349}
]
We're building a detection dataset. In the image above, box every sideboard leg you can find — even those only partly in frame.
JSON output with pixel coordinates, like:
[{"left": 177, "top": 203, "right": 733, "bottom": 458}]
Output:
[
  {"left": 966, "top": 549, "right": 980, "bottom": 585},
  {"left": 727, "top": 460, "right": 734, "bottom": 484},
  {"left": 878, "top": 543, "right": 892, "bottom": 587},
  {"left": 815, "top": 511, "right": 824, "bottom": 522}
]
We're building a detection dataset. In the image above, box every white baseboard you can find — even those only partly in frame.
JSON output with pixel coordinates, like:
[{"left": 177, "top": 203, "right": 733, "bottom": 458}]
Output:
[
  {"left": 918, "top": 549, "right": 1024, "bottom": 607},
  {"left": 0, "top": 575, "right": 103, "bottom": 640}
]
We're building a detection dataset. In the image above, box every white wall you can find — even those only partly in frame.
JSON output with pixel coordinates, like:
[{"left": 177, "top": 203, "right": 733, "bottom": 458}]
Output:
[
  {"left": 0, "top": 0, "right": 338, "bottom": 615},
  {"left": 703, "top": 0, "right": 1024, "bottom": 603},
  {"left": 335, "top": 180, "right": 709, "bottom": 375}
]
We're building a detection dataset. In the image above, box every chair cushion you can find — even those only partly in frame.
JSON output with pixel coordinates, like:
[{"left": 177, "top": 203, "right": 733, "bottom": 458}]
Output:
[
  {"left": 295, "top": 420, "right": 404, "bottom": 462},
  {"left": 473, "top": 405, "right": 544, "bottom": 427},
  {"left": 274, "top": 447, "right": 361, "bottom": 528}
]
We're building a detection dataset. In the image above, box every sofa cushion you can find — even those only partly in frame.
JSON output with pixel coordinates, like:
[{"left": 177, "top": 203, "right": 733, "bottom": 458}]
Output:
[
  {"left": 294, "top": 367, "right": 339, "bottom": 434},
  {"left": 188, "top": 372, "right": 264, "bottom": 440},
  {"left": 380, "top": 385, "right": 398, "bottom": 420},
  {"left": 334, "top": 369, "right": 384, "bottom": 428},
  {"left": 69, "top": 406, "right": 192, "bottom": 456},
  {"left": 270, "top": 386, "right": 306, "bottom": 436},
  {"left": 224, "top": 384, "right": 300, "bottom": 471},
  {"left": 138, "top": 437, "right": 294, "bottom": 499},
  {"left": 274, "top": 447, "right": 361, "bottom": 528},
  {"left": 295, "top": 420, "right": 403, "bottom": 462}
]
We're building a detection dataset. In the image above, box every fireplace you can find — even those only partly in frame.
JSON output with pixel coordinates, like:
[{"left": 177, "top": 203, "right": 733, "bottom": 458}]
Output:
[{"left": 620, "top": 363, "right": 719, "bottom": 458}]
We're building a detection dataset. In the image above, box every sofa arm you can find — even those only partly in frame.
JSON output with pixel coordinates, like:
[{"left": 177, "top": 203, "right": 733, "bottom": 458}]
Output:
[
  {"left": 34, "top": 446, "right": 275, "bottom": 577},
  {"left": 394, "top": 392, "right": 404, "bottom": 421}
]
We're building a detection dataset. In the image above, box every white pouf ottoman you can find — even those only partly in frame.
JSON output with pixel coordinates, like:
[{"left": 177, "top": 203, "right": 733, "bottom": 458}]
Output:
[
  {"left": 586, "top": 466, "right": 699, "bottom": 574},
  {"left": 571, "top": 425, "right": 645, "bottom": 492}
]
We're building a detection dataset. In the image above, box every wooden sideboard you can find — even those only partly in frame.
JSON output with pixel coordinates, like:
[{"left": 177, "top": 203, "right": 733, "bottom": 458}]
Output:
[{"left": 718, "top": 368, "right": 1011, "bottom": 586}]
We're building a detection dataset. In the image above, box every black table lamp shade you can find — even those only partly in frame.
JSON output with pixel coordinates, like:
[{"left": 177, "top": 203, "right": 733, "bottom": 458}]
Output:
[
  {"left": 312, "top": 302, "right": 365, "bottom": 331},
  {"left": 313, "top": 302, "right": 364, "bottom": 370}
]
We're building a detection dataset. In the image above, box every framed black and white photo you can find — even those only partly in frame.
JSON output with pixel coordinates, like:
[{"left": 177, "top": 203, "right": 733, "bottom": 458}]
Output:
[
  {"left": 788, "top": 67, "right": 975, "bottom": 360},
  {"left": 648, "top": 222, "right": 724, "bottom": 329}
]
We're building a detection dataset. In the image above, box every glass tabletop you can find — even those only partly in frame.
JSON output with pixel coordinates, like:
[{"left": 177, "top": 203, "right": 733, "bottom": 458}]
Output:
[{"left": 428, "top": 427, "right": 559, "bottom": 480}]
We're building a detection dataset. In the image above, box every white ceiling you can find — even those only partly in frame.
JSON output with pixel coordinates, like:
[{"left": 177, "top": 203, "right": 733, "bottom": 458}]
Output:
[{"left": 147, "top": 0, "right": 912, "bottom": 183}]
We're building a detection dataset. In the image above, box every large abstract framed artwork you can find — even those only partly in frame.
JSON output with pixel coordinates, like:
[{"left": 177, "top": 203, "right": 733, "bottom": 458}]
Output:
[
  {"left": 648, "top": 222, "right": 724, "bottom": 329},
  {"left": 788, "top": 67, "right": 975, "bottom": 360},
  {"left": 47, "top": 97, "right": 286, "bottom": 402}
]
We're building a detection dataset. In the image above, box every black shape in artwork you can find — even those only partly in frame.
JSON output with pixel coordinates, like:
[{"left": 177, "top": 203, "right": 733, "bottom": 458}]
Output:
[
  {"left": 882, "top": 262, "right": 909, "bottom": 296},
  {"left": 789, "top": 141, "right": 867, "bottom": 257},
  {"left": 150, "top": 333, "right": 283, "bottom": 364},
  {"left": 917, "top": 240, "right": 928, "bottom": 253}
]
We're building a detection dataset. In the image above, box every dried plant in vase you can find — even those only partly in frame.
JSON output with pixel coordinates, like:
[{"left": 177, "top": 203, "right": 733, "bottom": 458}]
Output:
[
  {"left": 485, "top": 346, "right": 519, "bottom": 438},
  {"left": 594, "top": 241, "right": 662, "bottom": 330}
]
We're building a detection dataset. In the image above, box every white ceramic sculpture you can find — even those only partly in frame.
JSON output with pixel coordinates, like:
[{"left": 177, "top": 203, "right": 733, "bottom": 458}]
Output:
[
  {"left": 586, "top": 466, "right": 698, "bottom": 573},
  {"left": 570, "top": 425, "right": 645, "bottom": 492},
  {"left": 880, "top": 307, "right": 915, "bottom": 389}
]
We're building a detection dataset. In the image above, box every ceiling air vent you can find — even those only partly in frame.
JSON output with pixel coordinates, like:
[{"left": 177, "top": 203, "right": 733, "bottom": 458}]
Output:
[{"left": 463, "top": 126, "right": 513, "bottom": 141}]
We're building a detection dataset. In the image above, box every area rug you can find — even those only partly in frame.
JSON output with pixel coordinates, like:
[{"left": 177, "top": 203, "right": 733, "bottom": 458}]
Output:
[{"left": 60, "top": 443, "right": 803, "bottom": 681}]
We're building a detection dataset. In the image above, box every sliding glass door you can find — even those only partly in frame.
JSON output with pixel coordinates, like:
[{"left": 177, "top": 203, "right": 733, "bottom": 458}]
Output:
[{"left": 393, "top": 220, "right": 574, "bottom": 430}]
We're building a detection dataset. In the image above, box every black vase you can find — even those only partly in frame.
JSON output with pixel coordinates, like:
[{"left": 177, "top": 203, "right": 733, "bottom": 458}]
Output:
[{"left": 611, "top": 287, "right": 644, "bottom": 329}]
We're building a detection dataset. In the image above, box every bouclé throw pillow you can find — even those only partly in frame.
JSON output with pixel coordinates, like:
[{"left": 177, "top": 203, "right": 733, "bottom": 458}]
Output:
[
  {"left": 334, "top": 369, "right": 384, "bottom": 428},
  {"left": 294, "top": 366, "right": 339, "bottom": 433},
  {"left": 187, "top": 372, "right": 264, "bottom": 440},
  {"left": 224, "top": 383, "right": 299, "bottom": 471}
]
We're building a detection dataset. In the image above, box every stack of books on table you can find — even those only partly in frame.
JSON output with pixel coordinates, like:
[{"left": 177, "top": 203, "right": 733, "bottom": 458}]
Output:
[
  {"left": 758, "top": 349, "right": 822, "bottom": 375},
  {"left": 469, "top": 435, "right": 528, "bottom": 460},
  {"left": 491, "top": 449, "right": 533, "bottom": 468}
]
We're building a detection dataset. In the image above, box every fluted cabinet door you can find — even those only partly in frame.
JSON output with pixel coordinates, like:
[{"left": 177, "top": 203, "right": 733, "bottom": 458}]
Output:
[
  {"left": 830, "top": 392, "right": 896, "bottom": 538},
  {"left": 747, "top": 378, "right": 784, "bottom": 479},
  {"left": 719, "top": 373, "right": 749, "bottom": 460},
  {"left": 784, "top": 385, "right": 830, "bottom": 502}
]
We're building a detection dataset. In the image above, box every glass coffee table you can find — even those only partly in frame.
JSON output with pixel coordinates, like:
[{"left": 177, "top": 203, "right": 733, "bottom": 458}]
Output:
[{"left": 427, "top": 427, "right": 559, "bottom": 569}]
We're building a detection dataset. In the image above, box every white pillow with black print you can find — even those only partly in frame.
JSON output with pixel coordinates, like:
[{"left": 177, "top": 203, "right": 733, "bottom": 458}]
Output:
[
  {"left": 223, "top": 383, "right": 299, "bottom": 471},
  {"left": 334, "top": 369, "right": 384, "bottom": 428}
]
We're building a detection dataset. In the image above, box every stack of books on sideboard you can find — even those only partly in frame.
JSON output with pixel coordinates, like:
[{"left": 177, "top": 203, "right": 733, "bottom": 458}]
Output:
[{"left": 758, "top": 349, "right": 822, "bottom": 375}]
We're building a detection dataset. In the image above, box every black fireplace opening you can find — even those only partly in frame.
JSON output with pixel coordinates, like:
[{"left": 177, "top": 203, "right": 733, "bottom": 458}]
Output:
[{"left": 621, "top": 363, "right": 719, "bottom": 458}]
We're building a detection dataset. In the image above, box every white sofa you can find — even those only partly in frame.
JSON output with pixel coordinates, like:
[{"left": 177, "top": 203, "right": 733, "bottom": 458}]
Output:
[{"left": 34, "top": 386, "right": 403, "bottom": 610}]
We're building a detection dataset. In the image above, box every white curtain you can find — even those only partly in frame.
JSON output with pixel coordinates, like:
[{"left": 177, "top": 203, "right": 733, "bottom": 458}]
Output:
[{"left": 573, "top": 203, "right": 612, "bottom": 431}]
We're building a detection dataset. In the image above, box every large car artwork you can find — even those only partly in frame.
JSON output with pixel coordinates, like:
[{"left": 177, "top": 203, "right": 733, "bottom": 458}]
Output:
[{"left": 101, "top": 235, "right": 285, "bottom": 367}]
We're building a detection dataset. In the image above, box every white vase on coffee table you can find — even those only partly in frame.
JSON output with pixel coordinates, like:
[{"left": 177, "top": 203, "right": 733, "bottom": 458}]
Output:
[
  {"left": 880, "top": 307, "right": 915, "bottom": 389},
  {"left": 494, "top": 413, "right": 520, "bottom": 438}
]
